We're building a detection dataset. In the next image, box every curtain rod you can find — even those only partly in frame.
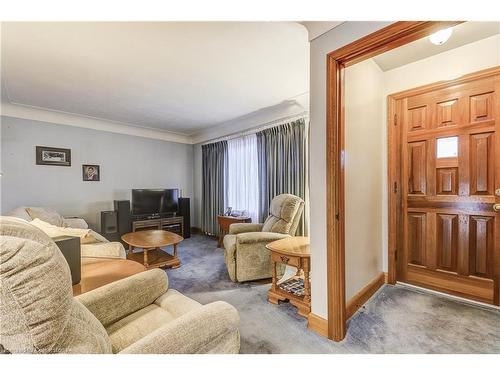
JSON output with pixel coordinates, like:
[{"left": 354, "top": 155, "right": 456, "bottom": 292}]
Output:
[{"left": 200, "top": 111, "right": 309, "bottom": 145}]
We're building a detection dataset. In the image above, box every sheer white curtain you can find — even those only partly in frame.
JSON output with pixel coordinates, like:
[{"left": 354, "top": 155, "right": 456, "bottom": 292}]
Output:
[{"left": 227, "top": 134, "right": 259, "bottom": 223}]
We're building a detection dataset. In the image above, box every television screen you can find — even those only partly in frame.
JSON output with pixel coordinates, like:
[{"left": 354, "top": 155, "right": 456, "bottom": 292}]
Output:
[{"left": 132, "top": 189, "right": 179, "bottom": 216}]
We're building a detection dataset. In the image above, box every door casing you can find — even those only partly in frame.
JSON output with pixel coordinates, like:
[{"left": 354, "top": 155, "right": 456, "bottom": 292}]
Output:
[{"left": 325, "top": 21, "right": 463, "bottom": 342}]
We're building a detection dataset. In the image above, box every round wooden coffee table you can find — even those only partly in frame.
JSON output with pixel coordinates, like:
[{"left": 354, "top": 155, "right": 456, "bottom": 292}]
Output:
[{"left": 121, "top": 230, "right": 184, "bottom": 269}]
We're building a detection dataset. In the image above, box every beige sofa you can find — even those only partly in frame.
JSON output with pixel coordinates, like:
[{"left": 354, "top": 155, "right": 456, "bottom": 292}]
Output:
[
  {"left": 7, "top": 206, "right": 89, "bottom": 229},
  {"left": 223, "top": 194, "right": 304, "bottom": 282},
  {"left": 0, "top": 216, "right": 240, "bottom": 354},
  {"left": 6, "top": 206, "right": 126, "bottom": 262}
]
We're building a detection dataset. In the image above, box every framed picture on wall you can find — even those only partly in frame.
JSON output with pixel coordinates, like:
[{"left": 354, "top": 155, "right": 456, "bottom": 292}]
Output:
[
  {"left": 82, "top": 164, "right": 100, "bottom": 181},
  {"left": 36, "top": 146, "right": 71, "bottom": 166}
]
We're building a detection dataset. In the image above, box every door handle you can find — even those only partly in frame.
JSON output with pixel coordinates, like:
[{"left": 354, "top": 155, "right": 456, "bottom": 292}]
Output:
[{"left": 494, "top": 203, "right": 500, "bottom": 213}]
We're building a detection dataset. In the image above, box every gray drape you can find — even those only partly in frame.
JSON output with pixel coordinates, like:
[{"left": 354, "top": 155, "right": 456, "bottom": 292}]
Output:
[
  {"left": 202, "top": 140, "right": 228, "bottom": 236},
  {"left": 256, "top": 118, "right": 308, "bottom": 235}
]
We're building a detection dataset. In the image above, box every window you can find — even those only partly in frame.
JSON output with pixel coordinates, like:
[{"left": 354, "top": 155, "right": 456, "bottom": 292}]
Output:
[
  {"left": 437, "top": 136, "right": 458, "bottom": 158},
  {"left": 227, "top": 134, "right": 259, "bottom": 223}
]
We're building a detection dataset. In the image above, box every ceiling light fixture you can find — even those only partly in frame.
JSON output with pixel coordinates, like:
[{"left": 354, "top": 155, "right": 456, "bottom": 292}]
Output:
[{"left": 429, "top": 27, "right": 453, "bottom": 46}]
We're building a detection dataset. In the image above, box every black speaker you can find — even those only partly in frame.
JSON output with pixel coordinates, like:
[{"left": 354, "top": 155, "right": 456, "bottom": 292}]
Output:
[
  {"left": 114, "top": 200, "right": 132, "bottom": 236},
  {"left": 178, "top": 197, "right": 191, "bottom": 238},
  {"left": 101, "top": 210, "right": 117, "bottom": 233}
]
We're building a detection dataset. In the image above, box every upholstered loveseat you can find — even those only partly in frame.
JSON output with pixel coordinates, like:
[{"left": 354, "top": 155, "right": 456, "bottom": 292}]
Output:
[
  {"left": 0, "top": 216, "right": 240, "bottom": 354},
  {"left": 6, "top": 206, "right": 126, "bottom": 262},
  {"left": 7, "top": 206, "right": 89, "bottom": 229},
  {"left": 223, "top": 194, "right": 304, "bottom": 282}
]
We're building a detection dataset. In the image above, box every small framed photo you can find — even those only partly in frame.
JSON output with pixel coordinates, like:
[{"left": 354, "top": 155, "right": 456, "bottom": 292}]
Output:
[
  {"left": 82, "top": 164, "right": 100, "bottom": 181},
  {"left": 36, "top": 146, "right": 71, "bottom": 166}
]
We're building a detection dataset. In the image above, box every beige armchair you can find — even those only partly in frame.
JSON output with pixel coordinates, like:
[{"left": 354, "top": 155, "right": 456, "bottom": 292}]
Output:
[
  {"left": 0, "top": 216, "right": 240, "bottom": 354},
  {"left": 223, "top": 194, "right": 304, "bottom": 282}
]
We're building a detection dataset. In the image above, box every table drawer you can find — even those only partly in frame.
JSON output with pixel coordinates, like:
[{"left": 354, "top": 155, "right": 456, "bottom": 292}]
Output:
[{"left": 271, "top": 252, "right": 301, "bottom": 268}]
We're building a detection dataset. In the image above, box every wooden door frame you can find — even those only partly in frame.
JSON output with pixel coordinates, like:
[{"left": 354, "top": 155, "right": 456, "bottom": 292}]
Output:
[{"left": 326, "top": 21, "right": 463, "bottom": 341}]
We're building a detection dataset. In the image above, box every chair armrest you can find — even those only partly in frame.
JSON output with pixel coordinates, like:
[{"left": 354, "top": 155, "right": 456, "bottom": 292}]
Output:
[
  {"left": 76, "top": 269, "right": 167, "bottom": 327},
  {"left": 229, "top": 223, "right": 263, "bottom": 234},
  {"left": 64, "top": 217, "right": 89, "bottom": 229},
  {"left": 119, "top": 301, "right": 240, "bottom": 354},
  {"left": 236, "top": 232, "right": 290, "bottom": 244}
]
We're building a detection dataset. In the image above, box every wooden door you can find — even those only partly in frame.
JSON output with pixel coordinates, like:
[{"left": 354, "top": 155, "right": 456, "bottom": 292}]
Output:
[{"left": 396, "top": 69, "right": 500, "bottom": 305}]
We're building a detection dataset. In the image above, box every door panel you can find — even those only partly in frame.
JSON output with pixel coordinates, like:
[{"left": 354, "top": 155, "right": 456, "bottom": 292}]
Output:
[
  {"left": 470, "top": 92, "right": 493, "bottom": 123},
  {"left": 436, "top": 99, "right": 459, "bottom": 127},
  {"left": 408, "top": 212, "right": 426, "bottom": 265},
  {"left": 408, "top": 142, "right": 427, "bottom": 194},
  {"left": 436, "top": 213, "right": 458, "bottom": 272},
  {"left": 408, "top": 105, "right": 428, "bottom": 131},
  {"left": 396, "top": 70, "right": 500, "bottom": 305},
  {"left": 470, "top": 132, "right": 494, "bottom": 195},
  {"left": 469, "top": 215, "right": 494, "bottom": 278}
]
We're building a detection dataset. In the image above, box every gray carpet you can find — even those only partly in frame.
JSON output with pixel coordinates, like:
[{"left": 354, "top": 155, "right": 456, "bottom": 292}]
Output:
[{"left": 165, "top": 234, "right": 500, "bottom": 354}]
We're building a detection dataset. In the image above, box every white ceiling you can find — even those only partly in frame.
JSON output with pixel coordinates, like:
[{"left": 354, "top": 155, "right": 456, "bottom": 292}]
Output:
[
  {"left": 299, "top": 21, "right": 344, "bottom": 41},
  {"left": 1, "top": 22, "right": 309, "bottom": 135},
  {"left": 373, "top": 22, "right": 500, "bottom": 71}
]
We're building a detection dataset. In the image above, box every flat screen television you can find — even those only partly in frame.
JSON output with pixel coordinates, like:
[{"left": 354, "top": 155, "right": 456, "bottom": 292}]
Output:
[{"left": 131, "top": 189, "right": 179, "bottom": 217}]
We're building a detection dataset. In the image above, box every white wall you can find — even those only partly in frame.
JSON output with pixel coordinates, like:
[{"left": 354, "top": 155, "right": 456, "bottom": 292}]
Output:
[
  {"left": 309, "top": 22, "right": 392, "bottom": 319},
  {"left": 379, "top": 34, "right": 500, "bottom": 271},
  {"left": 344, "top": 59, "right": 384, "bottom": 299},
  {"left": 1, "top": 116, "right": 194, "bottom": 230}
]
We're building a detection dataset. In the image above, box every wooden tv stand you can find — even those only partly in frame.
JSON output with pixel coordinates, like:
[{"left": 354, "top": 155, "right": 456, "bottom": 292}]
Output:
[{"left": 132, "top": 216, "right": 184, "bottom": 238}]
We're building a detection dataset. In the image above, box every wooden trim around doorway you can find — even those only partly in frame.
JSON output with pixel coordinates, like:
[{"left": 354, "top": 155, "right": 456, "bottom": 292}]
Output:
[
  {"left": 345, "top": 273, "right": 386, "bottom": 319},
  {"left": 307, "top": 313, "right": 329, "bottom": 337},
  {"left": 326, "top": 21, "right": 462, "bottom": 342}
]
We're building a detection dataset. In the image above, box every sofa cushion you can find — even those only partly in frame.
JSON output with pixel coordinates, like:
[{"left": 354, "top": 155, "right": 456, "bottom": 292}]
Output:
[
  {"left": 154, "top": 289, "right": 202, "bottom": 317},
  {"left": 5, "top": 207, "right": 32, "bottom": 221},
  {"left": 0, "top": 216, "right": 111, "bottom": 353},
  {"left": 106, "top": 289, "right": 202, "bottom": 353},
  {"left": 26, "top": 207, "right": 65, "bottom": 226},
  {"left": 30, "top": 218, "right": 106, "bottom": 244},
  {"left": 106, "top": 304, "right": 174, "bottom": 353},
  {"left": 262, "top": 194, "right": 303, "bottom": 234},
  {"left": 81, "top": 242, "right": 126, "bottom": 259}
]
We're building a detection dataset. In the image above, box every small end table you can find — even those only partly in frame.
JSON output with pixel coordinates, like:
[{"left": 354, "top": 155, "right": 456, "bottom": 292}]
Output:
[
  {"left": 217, "top": 215, "right": 251, "bottom": 247},
  {"left": 266, "top": 236, "right": 311, "bottom": 318}
]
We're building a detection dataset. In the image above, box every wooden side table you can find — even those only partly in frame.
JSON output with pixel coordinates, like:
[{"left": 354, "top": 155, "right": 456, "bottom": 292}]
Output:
[
  {"left": 266, "top": 236, "right": 311, "bottom": 318},
  {"left": 54, "top": 235, "right": 81, "bottom": 285},
  {"left": 217, "top": 215, "right": 251, "bottom": 247}
]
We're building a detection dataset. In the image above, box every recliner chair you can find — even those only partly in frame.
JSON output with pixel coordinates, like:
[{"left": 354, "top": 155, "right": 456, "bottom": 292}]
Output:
[
  {"left": 223, "top": 194, "right": 304, "bottom": 282},
  {"left": 0, "top": 216, "right": 240, "bottom": 354}
]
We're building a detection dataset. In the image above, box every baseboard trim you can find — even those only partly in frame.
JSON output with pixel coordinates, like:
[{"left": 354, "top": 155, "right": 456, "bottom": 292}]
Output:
[
  {"left": 346, "top": 272, "right": 385, "bottom": 319},
  {"left": 307, "top": 313, "right": 328, "bottom": 338},
  {"left": 384, "top": 272, "right": 389, "bottom": 283}
]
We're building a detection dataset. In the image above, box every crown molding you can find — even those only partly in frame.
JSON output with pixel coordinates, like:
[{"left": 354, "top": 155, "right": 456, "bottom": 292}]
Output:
[
  {"left": 191, "top": 92, "right": 309, "bottom": 144},
  {"left": 0, "top": 102, "right": 193, "bottom": 144},
  {"left": 1, "top": 94, "right": 310, "bottom": 146}
]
